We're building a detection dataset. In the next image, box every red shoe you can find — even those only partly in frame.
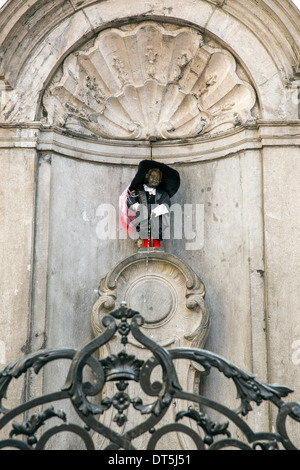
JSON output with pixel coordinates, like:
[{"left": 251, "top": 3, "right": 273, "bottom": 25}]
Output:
[
  {"left": 141, "top": 239, "right": 151, "bottom": 248},
  {"left": 152, "top": 239, "right": 162, "bottom": 248}
]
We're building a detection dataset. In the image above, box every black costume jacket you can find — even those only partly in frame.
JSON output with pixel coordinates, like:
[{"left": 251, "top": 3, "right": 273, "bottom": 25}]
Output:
[{"left": 127, "top": 186, "right": 170, "bottom": 240}]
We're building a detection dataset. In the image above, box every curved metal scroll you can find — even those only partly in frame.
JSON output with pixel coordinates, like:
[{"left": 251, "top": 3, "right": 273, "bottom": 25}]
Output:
[{"left": 0, "top": 303, "right": 299, "bottom": 450}]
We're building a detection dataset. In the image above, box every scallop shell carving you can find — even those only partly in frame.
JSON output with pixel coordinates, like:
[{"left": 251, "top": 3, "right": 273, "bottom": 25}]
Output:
[{"left": 43, "top": 22, "right": 257, "bottom": 140}]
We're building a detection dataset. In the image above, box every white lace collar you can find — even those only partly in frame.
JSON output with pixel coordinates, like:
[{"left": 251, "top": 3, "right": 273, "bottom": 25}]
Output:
[{"left": 143, "top": 184, "right": 156, "bottom": 195}]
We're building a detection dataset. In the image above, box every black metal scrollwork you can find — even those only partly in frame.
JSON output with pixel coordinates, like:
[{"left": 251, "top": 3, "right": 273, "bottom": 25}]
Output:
[{"left": 0, "top": 302, "right": 299, "bottom": 450}]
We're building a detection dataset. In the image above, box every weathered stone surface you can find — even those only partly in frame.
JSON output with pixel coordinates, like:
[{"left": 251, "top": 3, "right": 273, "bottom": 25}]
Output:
[
  {"left": 0, "top": 149, "right": 36, "bottom": 420},
  {"left": 43, "top": 21, "right": 257, "bottom": 140},
  {"left": 0, "top": 0, "right": 299, "bottom": 449},
  {"left": 263, "top": 146, "right": 300, "bottom": 434}
]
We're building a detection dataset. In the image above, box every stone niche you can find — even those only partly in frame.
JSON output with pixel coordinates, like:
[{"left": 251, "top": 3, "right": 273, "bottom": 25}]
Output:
[
  {"left": 91, "top": 250, "right": 210, "bottom": 450},
  {"left": 43, "top": 20, "right": 257, "bottom": 141}
]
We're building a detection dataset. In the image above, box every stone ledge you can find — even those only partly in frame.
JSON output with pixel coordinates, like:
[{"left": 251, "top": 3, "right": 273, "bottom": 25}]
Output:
[{"left": 2, "top": 121, "right": 299, "bottom": 162}]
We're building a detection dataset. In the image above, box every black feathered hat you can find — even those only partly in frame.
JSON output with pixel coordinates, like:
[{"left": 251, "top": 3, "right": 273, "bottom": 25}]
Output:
[{"left": 129, "top": 160, "right": 180, "bottom": 198}]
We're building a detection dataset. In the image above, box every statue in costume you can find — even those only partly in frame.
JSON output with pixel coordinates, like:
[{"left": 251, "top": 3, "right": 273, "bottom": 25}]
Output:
[{"left": 120, "top": 160, "right": 180, "bottom": 249}]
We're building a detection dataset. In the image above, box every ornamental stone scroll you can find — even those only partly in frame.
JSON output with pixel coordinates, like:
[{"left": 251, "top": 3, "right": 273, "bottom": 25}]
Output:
[
  {"left": 91, "top": 251, "right": 211, "bottom": 383},
  {"left": 91, "top": 251, "right": 211, "bottom": 449},
  {"left": 91, "top": 251, "right": 210, "bottom": 353}
]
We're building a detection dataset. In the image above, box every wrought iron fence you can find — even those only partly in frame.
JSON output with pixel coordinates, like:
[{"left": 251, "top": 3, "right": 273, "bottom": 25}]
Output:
[{"left": 0, "top": 302, "right": 299, "bottom": 450}]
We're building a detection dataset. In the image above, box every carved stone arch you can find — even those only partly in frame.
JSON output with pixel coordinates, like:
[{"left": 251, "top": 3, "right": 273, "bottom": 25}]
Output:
[
  {"left": 41, "top": 18, "right": 258, "bottom": 141},
  {"left": 1, "top": 0, "right": 299, "bottom": 123}
]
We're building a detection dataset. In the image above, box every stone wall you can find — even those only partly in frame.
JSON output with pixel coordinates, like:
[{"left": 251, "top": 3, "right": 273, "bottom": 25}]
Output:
[{"left": 0, "top": 0, "right": 299, "bottom": 448}]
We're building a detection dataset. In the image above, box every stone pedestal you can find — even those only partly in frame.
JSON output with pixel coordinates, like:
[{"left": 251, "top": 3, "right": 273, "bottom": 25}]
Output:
[
  {"left": 91, "top": 250, "right": 210, "bottom": 449},
  {"left": 92, "top": 250, "right": 210, "bottom": 350}
]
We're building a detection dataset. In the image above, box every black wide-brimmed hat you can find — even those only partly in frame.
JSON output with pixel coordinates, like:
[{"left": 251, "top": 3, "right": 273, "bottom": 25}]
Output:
[{"left": 129, "top": 160, "right": 180, "bottom": 198}]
